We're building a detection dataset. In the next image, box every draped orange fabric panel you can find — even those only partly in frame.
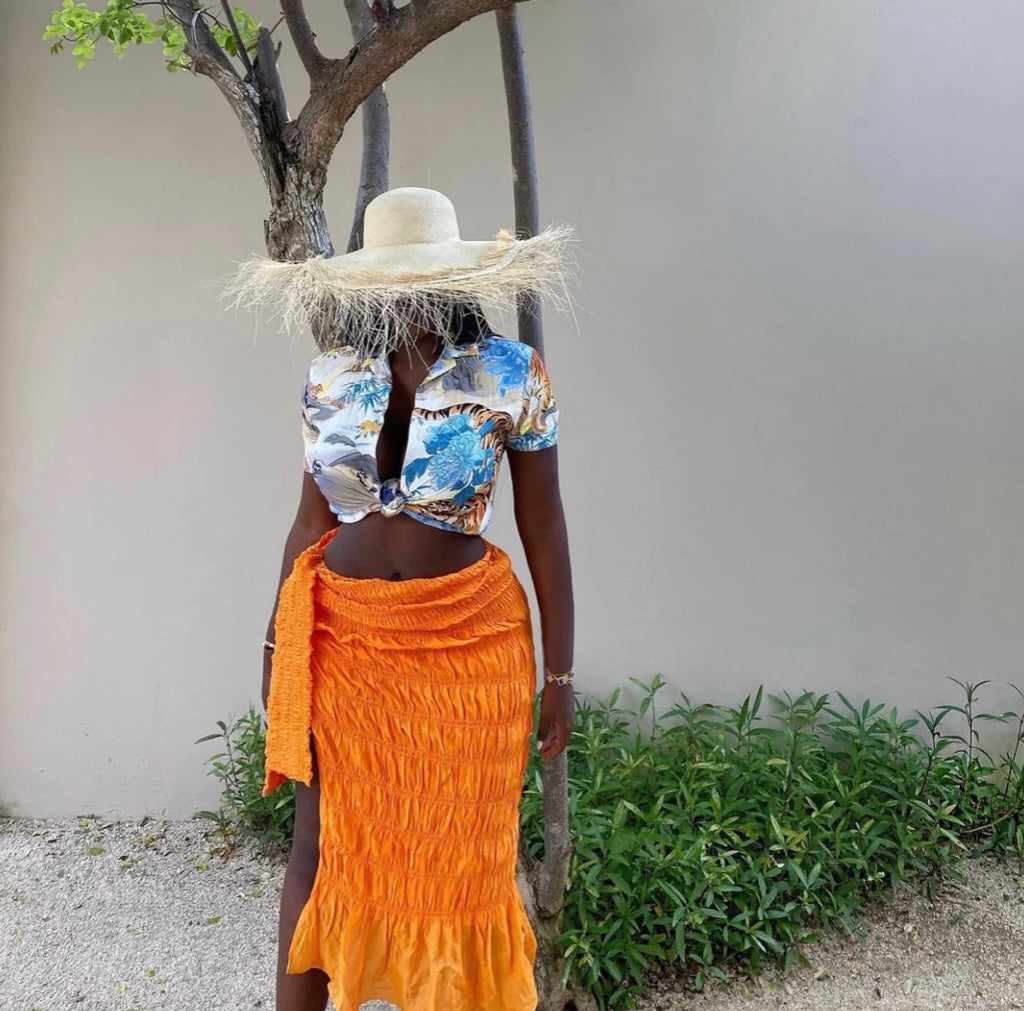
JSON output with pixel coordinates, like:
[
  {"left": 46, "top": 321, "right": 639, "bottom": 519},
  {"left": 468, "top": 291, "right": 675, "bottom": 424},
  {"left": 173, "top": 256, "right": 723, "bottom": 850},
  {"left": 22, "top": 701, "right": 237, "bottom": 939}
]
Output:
[{"left": 263, "top": 527, "right": 539, "bottom": 1010}]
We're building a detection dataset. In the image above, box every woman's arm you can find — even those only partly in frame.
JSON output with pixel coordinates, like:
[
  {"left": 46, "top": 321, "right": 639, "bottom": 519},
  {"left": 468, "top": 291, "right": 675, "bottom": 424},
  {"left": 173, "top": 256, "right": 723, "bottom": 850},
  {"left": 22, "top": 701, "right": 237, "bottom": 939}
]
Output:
[
  {"left": 262, "top": 472, "right": 338, "bottom": 711},
  {"left": 507, "top": 443, "right": 575, "bottom": 760}
]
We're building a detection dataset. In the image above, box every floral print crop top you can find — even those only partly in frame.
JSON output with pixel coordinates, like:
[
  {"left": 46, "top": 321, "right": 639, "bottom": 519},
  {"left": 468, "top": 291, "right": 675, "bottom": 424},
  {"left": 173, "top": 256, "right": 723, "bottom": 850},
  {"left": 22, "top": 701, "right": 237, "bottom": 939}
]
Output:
[{"left": 301, "top": 334, "right": 559, "bottom": 535}]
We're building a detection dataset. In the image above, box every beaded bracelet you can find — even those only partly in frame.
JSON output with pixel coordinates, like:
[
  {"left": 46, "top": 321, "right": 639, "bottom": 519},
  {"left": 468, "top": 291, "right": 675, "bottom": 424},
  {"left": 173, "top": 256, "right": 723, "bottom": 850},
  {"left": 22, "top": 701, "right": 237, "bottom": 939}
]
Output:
[{"left": 544, "top": 668, "right": 575, "bottom": 686}]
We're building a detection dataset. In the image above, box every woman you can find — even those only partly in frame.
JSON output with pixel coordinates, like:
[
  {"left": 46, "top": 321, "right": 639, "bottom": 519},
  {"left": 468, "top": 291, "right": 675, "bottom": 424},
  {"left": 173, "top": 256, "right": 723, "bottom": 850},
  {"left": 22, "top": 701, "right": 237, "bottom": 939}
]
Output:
[{"left": 232, "top": 188, "right": 575, "bottom": 1011}]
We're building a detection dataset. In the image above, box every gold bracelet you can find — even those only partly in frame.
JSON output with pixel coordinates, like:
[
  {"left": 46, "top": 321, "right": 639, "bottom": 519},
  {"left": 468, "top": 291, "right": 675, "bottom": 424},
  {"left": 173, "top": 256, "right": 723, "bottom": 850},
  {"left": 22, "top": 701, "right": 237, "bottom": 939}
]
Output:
[
  {"left": 544, "top": 668, "right": 574, "bottom": 686},
  {"left": 262, "top": 639, "right": 276, "bottom": 652}
]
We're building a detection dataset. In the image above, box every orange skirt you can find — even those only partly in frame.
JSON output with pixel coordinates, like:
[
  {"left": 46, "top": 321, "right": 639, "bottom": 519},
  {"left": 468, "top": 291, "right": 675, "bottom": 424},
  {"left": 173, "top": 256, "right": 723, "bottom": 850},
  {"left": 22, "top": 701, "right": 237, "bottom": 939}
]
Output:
[{"left": 263, "top": 526, "right": 539, "bottom": 1011}]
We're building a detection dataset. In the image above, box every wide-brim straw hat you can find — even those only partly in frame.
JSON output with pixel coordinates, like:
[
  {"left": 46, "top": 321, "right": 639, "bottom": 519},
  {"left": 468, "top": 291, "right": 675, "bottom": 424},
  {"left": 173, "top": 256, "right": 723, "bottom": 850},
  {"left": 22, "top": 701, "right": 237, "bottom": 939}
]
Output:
[{"left": 222, "top": 186, "right": 574, "bottom": 352}]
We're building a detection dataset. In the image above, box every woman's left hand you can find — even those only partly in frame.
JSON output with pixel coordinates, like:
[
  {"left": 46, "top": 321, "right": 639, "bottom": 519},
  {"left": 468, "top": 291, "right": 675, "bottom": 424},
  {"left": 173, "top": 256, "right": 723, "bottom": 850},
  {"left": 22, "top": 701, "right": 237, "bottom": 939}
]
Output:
[{"left": 537, "top": 682, "right": 574, "bottom": 760}]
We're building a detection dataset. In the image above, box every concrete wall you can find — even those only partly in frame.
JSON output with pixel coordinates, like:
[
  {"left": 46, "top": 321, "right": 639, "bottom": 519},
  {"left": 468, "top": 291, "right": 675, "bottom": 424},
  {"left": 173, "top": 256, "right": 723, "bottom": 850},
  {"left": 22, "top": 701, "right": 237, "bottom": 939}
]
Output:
[{"left": 3, "top": 0, "right": 1023, "bottom": 817}]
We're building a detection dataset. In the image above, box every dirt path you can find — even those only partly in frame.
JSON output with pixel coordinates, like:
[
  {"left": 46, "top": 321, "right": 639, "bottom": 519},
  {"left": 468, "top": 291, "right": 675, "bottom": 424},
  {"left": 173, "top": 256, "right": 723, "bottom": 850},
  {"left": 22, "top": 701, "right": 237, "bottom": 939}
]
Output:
[{"left": 3, "top": 816, "right": 1023, "bottom": 1010}]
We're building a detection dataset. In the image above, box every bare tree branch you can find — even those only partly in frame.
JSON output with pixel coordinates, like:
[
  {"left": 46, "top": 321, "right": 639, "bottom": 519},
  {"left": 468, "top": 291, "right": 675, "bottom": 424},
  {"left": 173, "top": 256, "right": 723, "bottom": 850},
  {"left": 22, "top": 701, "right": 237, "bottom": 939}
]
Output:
[
  {"left": 254, "top": 27, "right": 289, "bottom": 138},
  {"left": 370, "top": 0, "right": 397, "bottom": 28},
  {"left": 346, "top": 85, "right": 390, "bottom": 252},
  {"left": 343, "top": 0, "right": 374, "bottom": 40},
  {"left": 190, "top": 51, "right": 278, "bottom": 194},
  {"left": 280, "top": 0, "right": 328, "bottom": 79},
  {"left": 344, "top": 0, "right": 389, "bottom": 252},
  {"left": 170, "top": 2, "right": 290, "bottom": 206},
  {"left": 297, "top": 0, "right": 535, "bottom": 169},
  {"left": 165, "top": 0, "right": 237, "bottom": 77},
  {"left": 496, "top": 4, "right": 543, "bottom": 352},
  {"left": 220, "top": 0, "right": 255, "bottom": 80}
]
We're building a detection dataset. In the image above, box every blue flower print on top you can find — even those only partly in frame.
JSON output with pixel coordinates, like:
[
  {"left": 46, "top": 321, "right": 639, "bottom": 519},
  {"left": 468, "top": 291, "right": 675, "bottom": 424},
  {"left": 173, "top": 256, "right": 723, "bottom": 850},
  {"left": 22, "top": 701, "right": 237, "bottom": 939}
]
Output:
[
  {"left": 426, "top": 415, "right": 487, "bottom": 481},
  {"left": 404, "top": 414, "right": 498, "bottom": 505},
  {"left": 480, "top": 337, "right": 530, "bottom": 396}
]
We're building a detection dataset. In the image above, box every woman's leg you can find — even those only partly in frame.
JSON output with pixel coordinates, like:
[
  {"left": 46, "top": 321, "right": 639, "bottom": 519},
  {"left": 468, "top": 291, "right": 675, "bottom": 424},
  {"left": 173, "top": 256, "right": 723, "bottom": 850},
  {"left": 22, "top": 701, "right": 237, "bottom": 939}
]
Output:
[{"left": 276, "top": 732, "right": 330, "bottom": 1011}]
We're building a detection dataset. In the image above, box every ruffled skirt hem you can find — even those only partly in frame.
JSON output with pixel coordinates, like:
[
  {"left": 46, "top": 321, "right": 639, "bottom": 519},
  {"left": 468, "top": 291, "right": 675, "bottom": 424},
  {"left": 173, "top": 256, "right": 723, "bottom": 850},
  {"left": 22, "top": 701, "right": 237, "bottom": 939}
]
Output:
[{"left": 288, "top": 879, "right": 539, "bottom": 1011}]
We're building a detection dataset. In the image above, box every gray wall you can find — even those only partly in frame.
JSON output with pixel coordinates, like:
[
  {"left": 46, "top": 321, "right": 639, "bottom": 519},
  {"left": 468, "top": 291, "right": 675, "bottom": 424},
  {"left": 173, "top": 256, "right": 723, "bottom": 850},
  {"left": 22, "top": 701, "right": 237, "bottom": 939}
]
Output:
[{"left": 3, "top": 0, "right": 1023, "bottom": 817}]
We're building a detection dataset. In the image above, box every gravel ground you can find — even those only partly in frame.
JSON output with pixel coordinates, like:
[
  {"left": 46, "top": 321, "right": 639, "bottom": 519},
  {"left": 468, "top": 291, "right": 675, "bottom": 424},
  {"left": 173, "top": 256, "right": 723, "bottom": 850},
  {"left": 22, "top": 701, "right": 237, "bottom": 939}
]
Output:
[
  {"left": 3, "top": 815, "right": 1024, "bottom": 1011},
  {"left": 638, "top": 853, "right": 1024, "bottom": 1011}
]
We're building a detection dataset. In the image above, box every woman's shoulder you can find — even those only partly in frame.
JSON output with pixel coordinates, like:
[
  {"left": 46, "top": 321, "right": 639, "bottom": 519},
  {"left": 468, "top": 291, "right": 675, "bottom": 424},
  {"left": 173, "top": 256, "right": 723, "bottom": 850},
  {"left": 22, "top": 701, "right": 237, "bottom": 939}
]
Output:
[
  {"left": 476, "top": 333, "right": 536, "bottom": 370},
  {"left": 309, "top": 343, "right": 362, "bottom": 365},
  {"left": 306, "top": 345, "right": 366, "bottom": 386},
  {"left": 480, "top": 332, "right": 527, "bottom": 352}
]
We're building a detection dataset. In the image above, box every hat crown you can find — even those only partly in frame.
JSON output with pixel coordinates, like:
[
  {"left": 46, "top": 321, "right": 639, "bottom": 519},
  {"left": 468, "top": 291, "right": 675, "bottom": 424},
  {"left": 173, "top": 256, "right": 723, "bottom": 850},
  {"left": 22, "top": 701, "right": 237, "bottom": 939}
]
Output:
[{"left": 363, "top": 187, "right": 461, "bottom": 249}]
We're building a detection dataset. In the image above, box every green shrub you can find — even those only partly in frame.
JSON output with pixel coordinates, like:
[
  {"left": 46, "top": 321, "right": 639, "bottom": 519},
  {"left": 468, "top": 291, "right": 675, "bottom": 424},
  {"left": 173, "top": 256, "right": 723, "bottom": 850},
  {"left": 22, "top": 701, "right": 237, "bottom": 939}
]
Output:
[
  {"left": 194, "top": 703, "right": 294, "bottom": 859},
  {"left": 517, "top": 676, "right": 1024, "bottom": 1008},
  {"left": 197, "top": 678, "right": 1024, "bottom": 1009}
]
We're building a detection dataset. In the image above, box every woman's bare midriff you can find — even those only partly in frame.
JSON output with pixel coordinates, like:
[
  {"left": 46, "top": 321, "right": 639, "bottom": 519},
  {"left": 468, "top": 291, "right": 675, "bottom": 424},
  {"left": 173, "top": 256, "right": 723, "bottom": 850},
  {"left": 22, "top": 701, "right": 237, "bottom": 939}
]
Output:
[{"left": 321, "top": 512, "right": 487, "bottom": 581}]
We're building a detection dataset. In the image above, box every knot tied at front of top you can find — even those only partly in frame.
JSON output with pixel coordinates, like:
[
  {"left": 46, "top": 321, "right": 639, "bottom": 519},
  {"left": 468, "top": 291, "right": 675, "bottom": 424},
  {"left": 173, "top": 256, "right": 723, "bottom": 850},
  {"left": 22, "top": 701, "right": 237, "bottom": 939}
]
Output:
[{"left": 379, "top": 477, "right": 407, "bottom": 517}]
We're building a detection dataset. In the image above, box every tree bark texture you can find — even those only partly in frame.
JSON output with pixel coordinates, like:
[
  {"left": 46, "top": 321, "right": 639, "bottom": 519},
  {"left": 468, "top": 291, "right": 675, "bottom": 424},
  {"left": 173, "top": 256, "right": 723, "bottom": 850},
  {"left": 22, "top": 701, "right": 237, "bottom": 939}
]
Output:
[
  {"left": 346, "top": 85, "right": 391, "bottom": 253},
  {"left": 262, "top": 159, "right": 333, "bottom": 261},
  {"left": 343, "top": 0, "right": 391, "bottom": 253},
  {"left": 496, "top": 5, "right": 544, "bottom": 353}
]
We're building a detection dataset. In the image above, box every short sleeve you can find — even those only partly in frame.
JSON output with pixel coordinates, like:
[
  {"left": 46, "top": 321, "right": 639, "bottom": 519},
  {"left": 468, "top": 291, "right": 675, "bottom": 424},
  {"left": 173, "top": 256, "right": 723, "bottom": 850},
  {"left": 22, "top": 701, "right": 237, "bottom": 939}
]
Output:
[
  {"left": 301, "top": 368, "right": 319, "bottom": 473},
  {"left": 506, "top": 346, "right": 559, "bottom": 452}
]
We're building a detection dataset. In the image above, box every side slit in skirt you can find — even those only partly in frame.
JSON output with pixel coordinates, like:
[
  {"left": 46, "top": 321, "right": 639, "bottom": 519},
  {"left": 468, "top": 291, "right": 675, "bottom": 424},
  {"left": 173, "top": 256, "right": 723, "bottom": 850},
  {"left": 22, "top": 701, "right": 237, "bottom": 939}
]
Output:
[{"left": 263, "top": 525, "right": 539, "bottom": 1011}]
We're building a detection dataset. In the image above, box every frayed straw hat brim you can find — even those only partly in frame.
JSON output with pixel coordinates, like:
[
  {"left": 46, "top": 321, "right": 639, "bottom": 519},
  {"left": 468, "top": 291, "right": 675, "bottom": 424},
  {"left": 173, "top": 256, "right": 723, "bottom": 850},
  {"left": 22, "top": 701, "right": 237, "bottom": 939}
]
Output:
[{"left": 220, "top": 224, "right": 576, "bottom": 352}]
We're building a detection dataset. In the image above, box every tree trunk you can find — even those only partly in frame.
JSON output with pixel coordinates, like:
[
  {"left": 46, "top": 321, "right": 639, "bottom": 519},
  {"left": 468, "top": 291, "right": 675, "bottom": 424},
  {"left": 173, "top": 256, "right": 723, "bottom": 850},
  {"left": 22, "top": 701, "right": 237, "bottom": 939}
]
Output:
[
  {"left": 264, "top": 160, "right": 333, "bottom": 263},
  {"left": 496, "top": 5, "right": 544, "bottom": 354},
  {"left": 518, "top": 842, "right": 599, "bottom": 1011},
  {"left": 261, "top": 150, "right": 336, "bottom": 350},
  {"left": 497, "top": 8, "right": 589, "bottom": 1010}
]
